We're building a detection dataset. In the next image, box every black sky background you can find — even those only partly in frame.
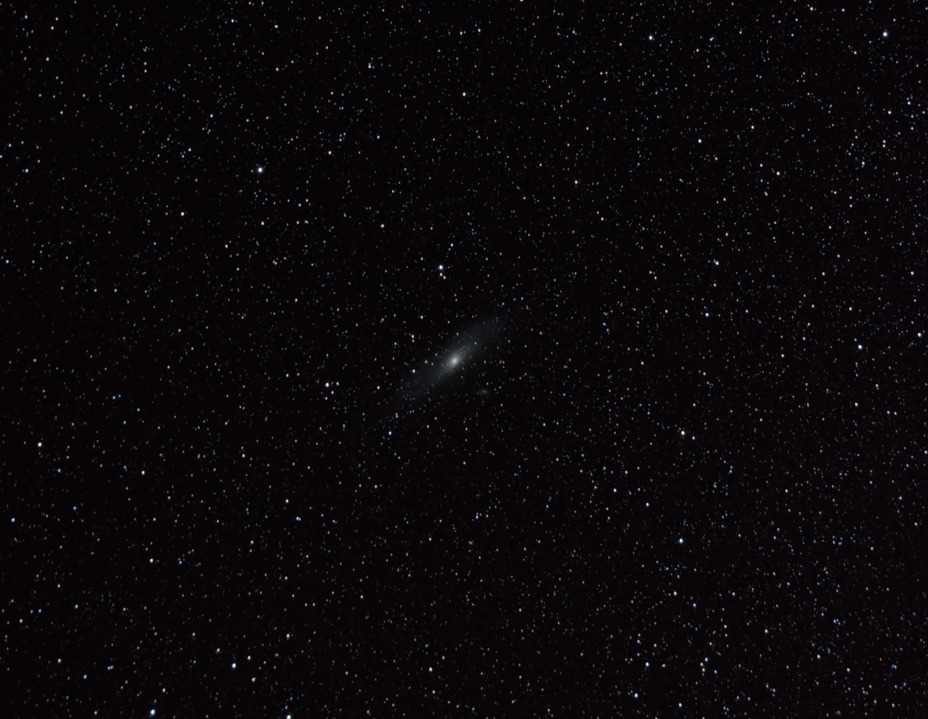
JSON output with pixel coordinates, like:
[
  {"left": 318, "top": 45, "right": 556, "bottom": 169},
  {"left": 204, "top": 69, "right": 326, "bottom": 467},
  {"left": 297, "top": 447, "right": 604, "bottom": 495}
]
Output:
[{"left": 3, "top": 2, "right": 928, "bottom": 717}]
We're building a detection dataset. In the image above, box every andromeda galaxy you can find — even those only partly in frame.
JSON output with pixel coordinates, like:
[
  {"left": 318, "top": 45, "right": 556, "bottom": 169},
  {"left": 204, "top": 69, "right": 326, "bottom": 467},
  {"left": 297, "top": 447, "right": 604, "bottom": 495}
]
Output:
[{"left": 397, "top": 315, "right": 505, "bottom": 402}]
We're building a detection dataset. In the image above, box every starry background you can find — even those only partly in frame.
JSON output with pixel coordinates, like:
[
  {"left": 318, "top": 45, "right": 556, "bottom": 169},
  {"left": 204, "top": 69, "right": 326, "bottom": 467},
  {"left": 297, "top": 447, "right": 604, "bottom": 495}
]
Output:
[{"left": 3, "top": 1, "right": 928, "bottom": 717}]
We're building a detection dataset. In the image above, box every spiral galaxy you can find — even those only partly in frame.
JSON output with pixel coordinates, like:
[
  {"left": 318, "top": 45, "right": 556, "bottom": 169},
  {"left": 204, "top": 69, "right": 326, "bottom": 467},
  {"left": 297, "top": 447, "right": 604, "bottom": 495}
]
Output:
[{"left": 397, "top": 316, "right": 504, "bottom": 402}]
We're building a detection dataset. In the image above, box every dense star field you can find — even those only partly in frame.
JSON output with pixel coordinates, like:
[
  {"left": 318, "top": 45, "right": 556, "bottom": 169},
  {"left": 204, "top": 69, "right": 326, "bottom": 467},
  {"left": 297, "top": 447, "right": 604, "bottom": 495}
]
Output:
[{"left": 3, "top": 2, "right": 928, "bottom": 716}]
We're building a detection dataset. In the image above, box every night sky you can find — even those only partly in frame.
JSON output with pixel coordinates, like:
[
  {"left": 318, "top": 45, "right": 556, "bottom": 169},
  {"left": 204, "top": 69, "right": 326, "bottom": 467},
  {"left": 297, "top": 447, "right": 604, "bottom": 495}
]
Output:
[{"left": 3, "top": 2, "right": 928, "bottom": 716}]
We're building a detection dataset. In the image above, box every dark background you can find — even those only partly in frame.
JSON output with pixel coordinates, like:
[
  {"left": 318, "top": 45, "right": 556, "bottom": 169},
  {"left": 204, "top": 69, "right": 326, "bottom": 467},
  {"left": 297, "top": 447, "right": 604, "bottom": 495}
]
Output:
[{"left": 3, "top": 2, "right": 927, "bottom": 716}]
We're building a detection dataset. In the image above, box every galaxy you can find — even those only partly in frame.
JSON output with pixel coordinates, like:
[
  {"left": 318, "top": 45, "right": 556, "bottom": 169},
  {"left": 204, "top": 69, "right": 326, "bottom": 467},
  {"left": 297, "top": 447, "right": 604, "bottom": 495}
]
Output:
[
  {"left": 4, "top": 3, "right": 928, "bottom": 716},
  {"left": 396, "top": 315, "right": 506, "bottom": 404}
]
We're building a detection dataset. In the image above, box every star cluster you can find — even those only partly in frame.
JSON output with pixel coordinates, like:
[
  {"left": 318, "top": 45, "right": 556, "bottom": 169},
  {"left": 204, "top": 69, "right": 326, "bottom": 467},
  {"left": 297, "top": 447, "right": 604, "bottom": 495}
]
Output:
[{"left": 3, "top": 2, "right": 928, "bottom": 717}]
